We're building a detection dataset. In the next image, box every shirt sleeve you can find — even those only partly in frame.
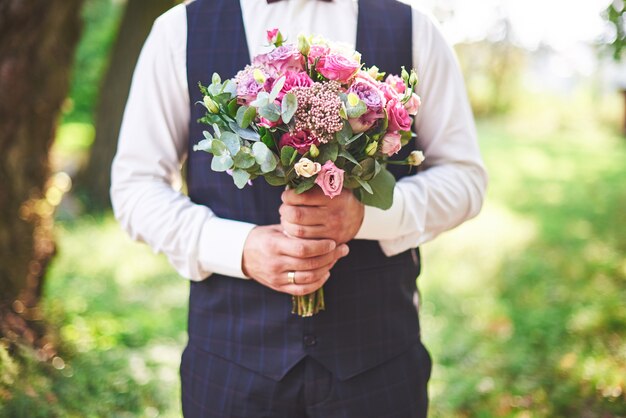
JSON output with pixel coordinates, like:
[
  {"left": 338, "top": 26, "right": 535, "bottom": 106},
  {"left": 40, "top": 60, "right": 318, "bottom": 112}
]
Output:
[
  {"left": 354, "top": 7, "right": 488, "bottom": 255},
  {"left": 110, "top": 4, "right": 255, "bottom": 281}
]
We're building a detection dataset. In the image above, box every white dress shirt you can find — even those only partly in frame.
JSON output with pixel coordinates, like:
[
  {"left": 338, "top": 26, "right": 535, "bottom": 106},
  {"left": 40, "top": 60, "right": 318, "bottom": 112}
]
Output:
[{"left": 111, "top": 0, "right": 488, "bottom": 281}]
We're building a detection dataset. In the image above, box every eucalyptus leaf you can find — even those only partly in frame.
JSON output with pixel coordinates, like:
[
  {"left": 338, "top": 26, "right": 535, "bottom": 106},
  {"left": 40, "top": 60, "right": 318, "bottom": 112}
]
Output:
[
  {"left": 258, "top": 103, "right": 281, "bottom": 122},
  {"left": 346, "top": 100, "right": 368, "bottom": 119},
  {"left": 269, "top": 76, "right": 286, "bottom": 102},
  {"left": 220, "top": 132, "right": 241, "bottom": 155},
  {"left": 281, "top": 93, "right": 298, "bottom": 123},
  {"left": 264, "top": 172, "right": 287, "bottom": 186},
  {"left": 212, "top": 123, "right": 221, "bottom": 138},
  {"left": 211, "top": 139, "right": 229, "bottom": 156},
  {"left": 252, "top": 141, "right": 278, "bottom": 173},
  {"left": 228, "top": 121, "right": 261, "bottom": 141},
  {"left": 233, "top": 148, "right": 256, "bottom": 169},
  {"left": 193, "top": 139, "right": 212, "bottom": 152},
  {"left": 227, "top": 99, "right": 238, "bottom": 118},
  {"left": 357, "top": 168, "right": 395, "bottom": 210},
  {"left": 211, "top": 154, "right": 233, "bottom": 172},
  {"left": 222, "top": 79, "right": 238, "bottom": 97},
  {"left": 250, "top": 92, "right": 270, "bottom": 107},
  {"left": 232, "top": 169, "right": 251, "bottom": 189},
  {"left": 236, "top": 105, "right": 257, "bottom": 129},
  {"left": 202, "top": 130, "right": 213, "bottom": 140}
]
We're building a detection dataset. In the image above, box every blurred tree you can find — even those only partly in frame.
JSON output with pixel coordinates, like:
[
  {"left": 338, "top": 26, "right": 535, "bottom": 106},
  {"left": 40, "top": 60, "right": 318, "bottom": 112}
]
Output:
[
  {"left": 0, "top": 0, "right": 83, "bottom": 351},
  {"left": 75, "top": 0, "right": 178, "bottom": 210},
  {"left": 605, "top": 0, "right": 626, "bottom": 61}
]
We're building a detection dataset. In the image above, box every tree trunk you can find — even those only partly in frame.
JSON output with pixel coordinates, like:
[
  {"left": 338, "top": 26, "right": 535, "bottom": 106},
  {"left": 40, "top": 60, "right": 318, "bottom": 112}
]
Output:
[
  {"left": 76, "top": 0, "right": 177, "bottom": 210},
  {"left": 0, "top": 0, "right": 83, "bottom": 350}
]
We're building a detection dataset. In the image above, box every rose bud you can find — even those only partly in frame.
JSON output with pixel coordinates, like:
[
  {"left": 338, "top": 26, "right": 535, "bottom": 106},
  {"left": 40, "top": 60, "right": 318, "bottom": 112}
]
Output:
[
  {"left": 408, "top": 150, "right": 425, "bottom": 166},
  {"left": 365, "top": 141, "right": 378, "bottom": 156},
  {"left": 203, "top": 96, "right": 219, "bottom": 114},
  {"left": 309, "top": 143, "right": 320, "bottom": 158}
]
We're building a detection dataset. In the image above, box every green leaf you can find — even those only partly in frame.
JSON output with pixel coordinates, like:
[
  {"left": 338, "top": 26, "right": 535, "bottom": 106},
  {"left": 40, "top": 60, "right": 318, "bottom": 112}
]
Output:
[
  {"left": 399, "top": 129, "right": 413, "bottom": 146},
  {"left": 250, "top": 92, "right": 270, "bottom": 107},
  {"left": 280, "top": 146, "right": 297, "bottom": 167},
  {"left": 220, "top": 132, "right": 241, "bottom": 155},
  {"left": 258, "top": 103, "right": 281, "bottom": 122},
  {"left": 232, "top": 169, "right": 251, "bottom": 189},
  {"left": 228, "top": 121, "right": 260, "bottom": 141},
  {"left": 357, "top": 168, "right": 395, "bottom": 209},
  {"left": 338, "top": 149, "right": 360, "bottom": 166},
  {"left": 269, "top": 76, "right": 286, "bottom": 102},
  {"left": 211, "top": 154, "right": 233, "bottom": 172},
  {"left": 346, "top": 100, "right": 368, "bottom": 119},
  {"left": 211, "top": 139, "right": 229, "bottom": 156},
  {"left": 336, "top": 121, "right": 353, "bottom": 145},
  {"left": 193, "top": 139, "right": 213, "bottom": 152},
  {"left": 233, "top": 148, "right": 256, "bottom": 169},
  {"left": 264, "top": 172, "right": 287, "bottom": 186},
  {"left": 236, "top": 105, "right": 256, "bottom": 129},
  {"left": 252, "top": 141, "right": 278, "bottom": 173},
  {"left": 261, "top": 130, "right": 276, "bottom": 150},
  {"left": 355, "top": 177, "right": 373, "bottom": 194},
  {"left": 318, "top": 142, "right": 339, "bottom": 163},
  {"left": 295, "top": 179, "right": 316, "bottom": 194},
  {"left": 359, "top": 158, "right": 377, "bottom": 180},
  {"left": 227, "top": 99, "right": 239, "bottom": 118},
  {"left": 281, "top": 93, "right": 298, "bottom": 123},
  {"left": 345, "top": 132, "right": 364, "bottom": 146}
]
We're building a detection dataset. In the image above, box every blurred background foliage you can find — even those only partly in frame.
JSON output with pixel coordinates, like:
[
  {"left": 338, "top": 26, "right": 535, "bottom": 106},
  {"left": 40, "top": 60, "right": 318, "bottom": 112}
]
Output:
[{"left": 1, "top": 0, "right": 626, "bottom": 417}]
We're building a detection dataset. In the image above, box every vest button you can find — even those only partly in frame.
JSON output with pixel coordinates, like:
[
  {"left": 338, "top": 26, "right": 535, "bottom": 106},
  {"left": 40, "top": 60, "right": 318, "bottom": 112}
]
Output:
[{"left": 303, "top": 335, "right": 317, "bottom": 347}]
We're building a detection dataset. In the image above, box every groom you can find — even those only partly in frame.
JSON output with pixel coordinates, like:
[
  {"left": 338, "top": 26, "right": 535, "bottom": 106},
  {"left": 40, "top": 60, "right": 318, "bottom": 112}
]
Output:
[{"left": 111, "top": 0, "right": 487, "bottom": 416}]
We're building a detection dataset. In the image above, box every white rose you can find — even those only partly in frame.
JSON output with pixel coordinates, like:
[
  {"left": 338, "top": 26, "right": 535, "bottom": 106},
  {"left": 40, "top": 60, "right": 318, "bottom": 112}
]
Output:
[{"left": 294, "top": 158, "right": 322, "bottom": 178}]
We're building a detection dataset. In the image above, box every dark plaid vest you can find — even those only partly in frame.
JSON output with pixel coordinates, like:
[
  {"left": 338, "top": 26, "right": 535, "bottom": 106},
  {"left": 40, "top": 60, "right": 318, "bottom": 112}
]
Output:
[{"left": 185, "top": 0, "right": 421, "bottom": 381}]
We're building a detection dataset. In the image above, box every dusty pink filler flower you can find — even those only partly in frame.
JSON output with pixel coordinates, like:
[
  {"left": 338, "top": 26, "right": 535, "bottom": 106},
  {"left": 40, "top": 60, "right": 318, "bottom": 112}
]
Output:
[
  {"left": 292, "top": 82, "right": 343, "bottom": 143},
  {"left": 315, "top": 161, "right": 344, "bottom": 198}
]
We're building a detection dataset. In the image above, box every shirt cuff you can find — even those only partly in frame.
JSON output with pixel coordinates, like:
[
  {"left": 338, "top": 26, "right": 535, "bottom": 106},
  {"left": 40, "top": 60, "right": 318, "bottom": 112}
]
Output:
[
  {"left": 197, "top": 217, "right": 256, "bottom": 279},
  {"left": 354, "top": 187, "right": 405, "bottom": 241}
]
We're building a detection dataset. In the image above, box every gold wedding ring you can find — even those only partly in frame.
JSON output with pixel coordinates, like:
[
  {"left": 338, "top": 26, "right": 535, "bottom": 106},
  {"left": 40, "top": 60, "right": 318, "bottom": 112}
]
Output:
[{"left": 288, "top": 271, "right": 296, "bottom": 285}]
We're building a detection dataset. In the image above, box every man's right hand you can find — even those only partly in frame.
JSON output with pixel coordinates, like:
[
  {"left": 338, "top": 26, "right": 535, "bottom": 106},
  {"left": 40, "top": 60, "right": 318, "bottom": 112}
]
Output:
[{"left": 242, "top": 225, "right": 349, "bottom": 296}]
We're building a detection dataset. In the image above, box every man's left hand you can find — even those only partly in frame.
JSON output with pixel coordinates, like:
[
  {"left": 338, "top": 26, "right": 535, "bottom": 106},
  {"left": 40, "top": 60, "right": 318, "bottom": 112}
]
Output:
[{"left": 280, "top": 188, "right": 365, "bottom": 244}]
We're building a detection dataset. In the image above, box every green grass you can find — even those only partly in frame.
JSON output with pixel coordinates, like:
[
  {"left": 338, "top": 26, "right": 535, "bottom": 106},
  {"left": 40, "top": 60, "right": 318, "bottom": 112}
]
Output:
[{"left": 3, "top": 93, "right": 626, "bottom": 416}]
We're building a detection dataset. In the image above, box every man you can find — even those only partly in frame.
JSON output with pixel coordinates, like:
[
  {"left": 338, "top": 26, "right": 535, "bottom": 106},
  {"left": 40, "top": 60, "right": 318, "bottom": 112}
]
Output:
[{"left": 111, "top": 0, "right": 487, "bottom": 416}]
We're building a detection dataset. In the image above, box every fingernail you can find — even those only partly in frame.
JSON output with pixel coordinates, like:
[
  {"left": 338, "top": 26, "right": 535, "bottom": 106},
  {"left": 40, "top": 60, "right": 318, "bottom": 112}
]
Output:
[{"left": 342, "top": 245, "right": 350, "bottom": 256}]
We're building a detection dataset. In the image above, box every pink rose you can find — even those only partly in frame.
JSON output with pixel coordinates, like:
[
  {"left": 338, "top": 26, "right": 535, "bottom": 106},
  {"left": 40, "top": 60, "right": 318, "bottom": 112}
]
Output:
[
  {"left": 315, "top": 161, "right": 345, "bottom": 199},
  {"left": 267, "top": 28, "right": 279, "bottom": 44},
  {"left": 386, "top": 98, "right": 412, "bottom": 132},
  {"left": 307, "top": 45, "right": 330, "bottom": 65},
  {"left": 381, "top": 132, "right": 402, "bottom": 156},
  {"left": 265, "top": 71, "right": 314, "bottom": 101},
  {"left": 404, "top": 93, "right": 421, "bottom": 116},
  {"left": 279, "top": 130, "right": 319, "bottom": 154},
  {"left": 379, "top": 82, "right": 402, "bottom": 102},
  {"left": 316, "top": 54, "right": 360, "bottom": 83},
  {"left": 254, "top": 45, "right": 304, "bottom": 75},
  {"left": 385, "top": 74, "right": 406, "bottom": 94}
]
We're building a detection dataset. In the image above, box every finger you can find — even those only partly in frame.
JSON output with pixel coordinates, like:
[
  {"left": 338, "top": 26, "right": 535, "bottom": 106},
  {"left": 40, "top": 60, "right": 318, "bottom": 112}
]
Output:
[
  {"left": 279, "top": 204, "right": 325, "bottom": 226},
  {"left": 281, "top": 221, "right": 327, "bottom": 239},
  {"left": 282, "top": 188, "right": 328, "bottom": 206},
  {"left": 279, "top": 244, "right": 350, "bottom": 273},
  {"left": 280, "top": 272, "right": 332, "bottom": 296},
  {"left": 276, "top": 236, "right": 337, "bottom": 258},
  {"left": 279, "top": 264, "right": 334, "bottom": 287}
]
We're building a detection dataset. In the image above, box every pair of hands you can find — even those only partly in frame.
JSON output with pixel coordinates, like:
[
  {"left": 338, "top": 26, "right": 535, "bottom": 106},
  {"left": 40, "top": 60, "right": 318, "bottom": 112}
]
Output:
[{"left": 242, "top": 188, "right": 364, "bottom": 296}]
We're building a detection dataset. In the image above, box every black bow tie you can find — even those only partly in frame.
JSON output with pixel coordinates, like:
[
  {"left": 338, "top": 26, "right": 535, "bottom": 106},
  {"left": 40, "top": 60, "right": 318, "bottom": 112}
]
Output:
[{"left": 267, "top": 0, "right": 333, "bottom": 3}]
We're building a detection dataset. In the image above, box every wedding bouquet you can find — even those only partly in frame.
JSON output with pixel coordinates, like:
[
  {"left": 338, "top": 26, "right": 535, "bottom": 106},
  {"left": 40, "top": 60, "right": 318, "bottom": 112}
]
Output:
[{"left": 194, "top": 29, "right": 424, "bottom": 316}]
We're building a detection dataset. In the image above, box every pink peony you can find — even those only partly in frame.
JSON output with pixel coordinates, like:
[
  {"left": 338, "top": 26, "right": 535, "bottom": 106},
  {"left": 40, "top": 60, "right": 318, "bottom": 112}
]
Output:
[
  {"left": 348, "top": 79, "right": 386, "bottom": 113},
  {"left": 234, "top": 67, "right": 265, "bottom": 104},
  {"left": 386, "top": 98, "right": 412, "bottom": 132},
  {"left": 279, "top": 130, "right": 319, "bottom": 154},
  {"left": 316, "top": 54, "right": 360, "bottom": 83},
  {"left": 381, "top": 132, "right": 402, "bottom": 156},
  {"left": 265, "top": 71, "right": 314, "bottom": 101},
  {"left": 254, "top": 45, "right": 304, "bottom": 75},
  {"left": 404, "top": 92, "right": 421, "bottom": 116},
  {"left": 315, "top": 161, "right": 345, "bottom": 198}
]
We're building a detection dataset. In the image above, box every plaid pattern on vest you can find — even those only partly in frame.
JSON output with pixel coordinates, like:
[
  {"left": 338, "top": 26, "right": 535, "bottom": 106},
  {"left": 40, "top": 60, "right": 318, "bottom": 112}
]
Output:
[{"left": 185, "top": 0, "right": 422, "bottom": 381}]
